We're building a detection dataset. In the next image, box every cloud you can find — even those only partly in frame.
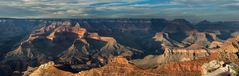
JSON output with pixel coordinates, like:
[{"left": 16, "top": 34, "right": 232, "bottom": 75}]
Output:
[
  {"left": 172, "top": 0, "right": 239, "bottom": 6},
  {"left": 0, "top": 0, "right": 148, "bottom": 18},
  {"left": 0, "top": 0, "right": 238, "bottom": 22},
  {"left": 0, "top": 5, "right": 42, "bottom": 17},
  {"left": 223, "top": 3, "right": 239, "bottom": 10}
]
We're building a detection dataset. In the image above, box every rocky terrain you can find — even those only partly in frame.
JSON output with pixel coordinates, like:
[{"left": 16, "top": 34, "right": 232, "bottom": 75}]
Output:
[{"left": 0, "top": 18, "right": 239, "bottom": 76}]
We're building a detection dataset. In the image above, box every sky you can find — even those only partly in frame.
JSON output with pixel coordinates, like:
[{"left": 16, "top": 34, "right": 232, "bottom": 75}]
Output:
[{"left": 0, "top": 0, "right": 239, "bottom": 22}]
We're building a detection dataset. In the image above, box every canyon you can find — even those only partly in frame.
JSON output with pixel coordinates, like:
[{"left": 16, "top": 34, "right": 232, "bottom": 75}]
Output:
[{"left": 0, "top": 18, "right": 239, "bottom": 76}]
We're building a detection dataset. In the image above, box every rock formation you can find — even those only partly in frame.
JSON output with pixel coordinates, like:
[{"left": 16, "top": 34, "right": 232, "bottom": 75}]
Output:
[
  {"left": 3, "top": 21, "right": 142, "bottom": 75},
  {"left": 201, "top": 60, "right": 238, "bottom": 76},
  {"left": 1, "top": 19, "right": 239, "bottom": 76},
  {"left": 130, "top": 48, "right": 209, "bottom": 68}
]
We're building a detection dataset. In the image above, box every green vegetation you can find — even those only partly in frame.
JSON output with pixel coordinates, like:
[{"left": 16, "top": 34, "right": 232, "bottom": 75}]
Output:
[{"left": 233, "top": 67, "right": 239, "bottom": 75}]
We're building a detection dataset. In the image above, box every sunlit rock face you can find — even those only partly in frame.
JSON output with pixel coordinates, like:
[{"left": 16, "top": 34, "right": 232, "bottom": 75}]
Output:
[
  {"left": 24, "top": 61, "right": 76, "bottom": 76},
  {"left": 72, "top": 23, "right": 86, "bottom": 38},
  {"left": 152, "top": 31, "right": 221, "bottom": 50},
  {"left": 208, "top": 41, "right": 223, "bottom": 49},
  {"left": 201, "top": 60, "right": 238, "bottom": 76},
  {"left": 130, "top": 48, "right": 209, "bottom": 68},
  {"left": 164, "top": 48, "right": 209, "bottom": 62},
  {"left": 26, "top": 56, "right": 152, "bottom": 76},
  {"left": 45, "top": 21, "right": 86, "bottom": 40}
]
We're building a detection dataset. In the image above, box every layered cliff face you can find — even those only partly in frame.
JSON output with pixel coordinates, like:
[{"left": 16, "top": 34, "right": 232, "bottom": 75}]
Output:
[
  {"left": 1, "top": 19, "right": 239, "bottom": 76},
  {"left": 140, "top": 31, "right": 219, "bottom": 68},
  {"left": 130, "top": 48, "right": 210, "bottom": 69},
  {"left": 25, "top": 56, "right": 158, "bottom": 76},
  {"left": 3, "top": 21, "right": 142, "bottom": 75},
  {"left": 131, "top": 34, "right": 239, "bottom": 76},
  {"left": 26, "top": 56, "right": 203, "bottom": 76},
  {"left": 26, "top": 53, "right": 230, "bottom": 76},
  {"left": 56, "top": 37, "right": 140, "bottom": 71}
]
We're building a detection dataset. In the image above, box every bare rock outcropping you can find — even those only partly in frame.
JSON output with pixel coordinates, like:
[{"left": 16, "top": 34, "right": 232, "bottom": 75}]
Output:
[
  {"left": 201, "top": 60, "right": 238, "bottom": 76},
  {"left": 130, "top": 48, "right": 209, "bottom": 68},
  {"left": 25, "top": 56, "right": 159, "bottom": 76},
  {"left": 24, "top": 61, "right": 75, "bottom": 76}
]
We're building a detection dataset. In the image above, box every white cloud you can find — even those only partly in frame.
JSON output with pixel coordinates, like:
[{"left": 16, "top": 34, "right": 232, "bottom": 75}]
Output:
[
  {"left": 130, "top": 2, "right": 181, "bottom": 7},
  {"left": 223, "top": 3, "right": 239, "bottom": 6},
  {"left": 172, "top": 0, "right": 239, "bottom": 6},
  {"left": 0, "top": 0, "right": 148, "bottom": 18}
]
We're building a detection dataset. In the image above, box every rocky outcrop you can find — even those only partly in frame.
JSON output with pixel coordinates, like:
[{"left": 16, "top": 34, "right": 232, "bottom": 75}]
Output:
[
  {"left": 25, "top": 56, "right": 160, "bottom": 76},
  {"left": 215, "top": 36, "right": 239, "bottom": 53},
  {"left": 153, "top": 32, "right": 173, "bottom": 47},
  {"left": 130, "top": 48, "right": 209, "bottom": 68},
  {"left": 130, "top": 33, "right": 239, "bottom": 75},
  {"left": 208, "top": 41, "right": 223, "bottom": 49},
  {"left": 26, "top": 55, "right": 225, "bottom": 76},
  {"left": 46, "top": 22, "right": 86, "bottom": 40},
  {"left": 164, "top": 48, "right": 209, "bottom": 62},
  {"left": 153, "top": 32, "right": 184, "bottom": 48},
  {"left": 182, "top": 32, "right": 212, "bottom": 49},
  {"left": 153, "top": 31, "right": 222, "bottom": 49},
  {"left": 57, "top": 37, "right": 140, "bottom": 71},
  {"left": 201, "top": 60, "right": 238, "bottom": 76},
  {"left": 25, "top": 61, "right": 76, "bottom": 76},
  {"left": 77, "top": 56, "right": 169, "bottom": 76}
]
